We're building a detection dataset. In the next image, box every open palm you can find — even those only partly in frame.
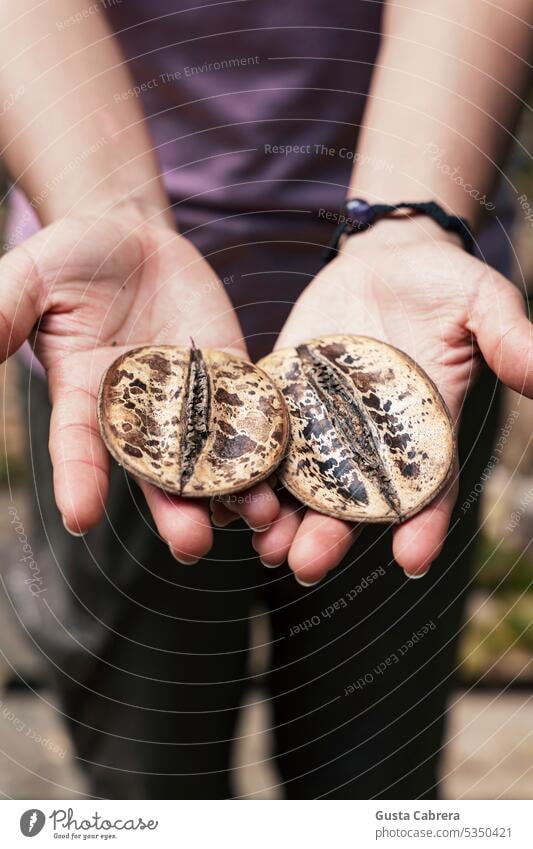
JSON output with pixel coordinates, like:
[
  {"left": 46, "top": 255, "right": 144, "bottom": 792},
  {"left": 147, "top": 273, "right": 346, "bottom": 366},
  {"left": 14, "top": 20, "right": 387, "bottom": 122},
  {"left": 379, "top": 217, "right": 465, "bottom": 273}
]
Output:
[
  {"left": 0, "top": 211, "right": 255, "bottom": 561},
  {"left": 250, "top": 224, "right": 533, "bottom": 583}
]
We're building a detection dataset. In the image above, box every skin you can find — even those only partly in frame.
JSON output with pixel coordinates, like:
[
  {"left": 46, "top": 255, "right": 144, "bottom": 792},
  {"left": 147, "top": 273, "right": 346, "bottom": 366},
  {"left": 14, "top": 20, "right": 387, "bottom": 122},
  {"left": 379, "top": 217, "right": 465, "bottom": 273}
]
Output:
[{"left": 0, "top": 1, "right": 531, "bottom": 580}]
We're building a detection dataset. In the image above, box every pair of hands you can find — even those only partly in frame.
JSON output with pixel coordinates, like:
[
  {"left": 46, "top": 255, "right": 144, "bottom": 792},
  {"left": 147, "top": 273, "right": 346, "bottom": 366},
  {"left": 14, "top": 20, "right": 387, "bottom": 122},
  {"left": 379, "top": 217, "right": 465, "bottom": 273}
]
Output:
[{"left": 2, "top": 208, "right": 531, "bottom": 584}]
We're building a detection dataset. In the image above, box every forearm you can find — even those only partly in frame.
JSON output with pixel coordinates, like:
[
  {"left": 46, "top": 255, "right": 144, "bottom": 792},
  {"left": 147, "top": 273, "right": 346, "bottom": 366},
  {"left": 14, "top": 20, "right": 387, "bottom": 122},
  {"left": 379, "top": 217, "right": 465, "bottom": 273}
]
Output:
[
  {"left": 0, "top": 0, "right": 170, "bottom": 225},
  {"left": 349, "top": 0, "right": 532, "bottom": 227}
]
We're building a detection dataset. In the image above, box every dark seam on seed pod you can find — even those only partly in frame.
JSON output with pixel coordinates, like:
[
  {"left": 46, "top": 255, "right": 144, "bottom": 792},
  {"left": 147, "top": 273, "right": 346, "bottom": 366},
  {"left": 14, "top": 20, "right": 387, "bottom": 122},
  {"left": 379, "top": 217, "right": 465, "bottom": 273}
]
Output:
[
  {"left": 296, "top": 343, "right": 403, "bottom": 519},
  {"left": 179, "top": 344, "right": 210, "bottom": 492}
]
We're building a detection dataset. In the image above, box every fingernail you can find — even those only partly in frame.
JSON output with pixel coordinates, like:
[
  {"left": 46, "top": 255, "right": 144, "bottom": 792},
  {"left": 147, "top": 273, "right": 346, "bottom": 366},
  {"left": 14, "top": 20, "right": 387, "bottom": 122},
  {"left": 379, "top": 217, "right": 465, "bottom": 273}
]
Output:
[
  {"left": 62, "top": 515, "right": 87, "bottom": 537},
  {"left": 403, "top": 566, "right": 431, "bottom": 580},
  {"left": 211, "top": 515, "right": 237, "bottom": 528},
  {"left": 260, "top": 558, "right": 284, "bottom": 569},
  {"left": 209, "top": 497, "right": 237, "bottom": 528},
  {"left": 170, "top": 549, "right": 200, "bottom": 565},
  {"left": 245, "top": 520, "right": 270, "bottom": 533},
  {"left": 294, "top": 574, "right": 322, "bottom": 587}
]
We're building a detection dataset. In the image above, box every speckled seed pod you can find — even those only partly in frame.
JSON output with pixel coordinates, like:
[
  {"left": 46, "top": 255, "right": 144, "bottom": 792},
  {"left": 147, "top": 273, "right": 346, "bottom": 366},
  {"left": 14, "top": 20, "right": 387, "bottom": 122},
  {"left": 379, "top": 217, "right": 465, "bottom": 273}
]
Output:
[
  {"left": 258, "top": 335, "right": 454, "bottom": 523},
  {"left": 98, "top": 345, "right": 289, "bottom": 497}
]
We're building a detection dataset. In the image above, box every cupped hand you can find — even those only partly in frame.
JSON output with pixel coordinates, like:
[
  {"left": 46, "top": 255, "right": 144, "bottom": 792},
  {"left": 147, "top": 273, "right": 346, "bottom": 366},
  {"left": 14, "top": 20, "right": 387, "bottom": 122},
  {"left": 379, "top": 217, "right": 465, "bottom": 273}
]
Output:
[
  {"left": 0, "top": 208, "right": 280, "bottom": 561},
  {"left": 251, "top": 218, "right": 533, "bottom": 584}
]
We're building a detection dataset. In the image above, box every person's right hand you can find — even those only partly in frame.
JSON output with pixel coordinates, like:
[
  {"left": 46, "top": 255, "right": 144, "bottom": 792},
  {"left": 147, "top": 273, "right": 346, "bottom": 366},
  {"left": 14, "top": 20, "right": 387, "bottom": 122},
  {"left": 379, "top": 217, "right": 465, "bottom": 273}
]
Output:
[{"left": 0, "top": 208, "right": 281, "bottom": 562}]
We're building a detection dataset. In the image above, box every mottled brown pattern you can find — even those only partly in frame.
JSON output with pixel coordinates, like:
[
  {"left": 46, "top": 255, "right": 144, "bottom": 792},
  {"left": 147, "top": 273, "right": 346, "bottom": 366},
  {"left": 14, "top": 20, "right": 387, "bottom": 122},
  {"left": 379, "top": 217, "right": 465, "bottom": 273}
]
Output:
[
  {"left": 98, "top": 346, "right": 289, "bottom": 496},
  {"left": 258, "top": 335, "right": 454, "bottom": 523}
]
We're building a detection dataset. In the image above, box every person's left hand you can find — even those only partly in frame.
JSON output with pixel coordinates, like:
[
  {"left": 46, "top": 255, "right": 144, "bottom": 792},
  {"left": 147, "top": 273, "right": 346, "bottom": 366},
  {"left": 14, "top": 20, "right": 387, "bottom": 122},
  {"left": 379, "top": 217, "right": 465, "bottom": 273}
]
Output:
[{"left": 246, "top": 218, "right": 533, "bottom": 585}]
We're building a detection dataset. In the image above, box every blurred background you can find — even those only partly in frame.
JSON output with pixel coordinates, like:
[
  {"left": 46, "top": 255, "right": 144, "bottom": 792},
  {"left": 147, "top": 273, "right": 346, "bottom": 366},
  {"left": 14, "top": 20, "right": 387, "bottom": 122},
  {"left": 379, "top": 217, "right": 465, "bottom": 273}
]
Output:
[{"left": 0, "top": 106, "right": 532, "bottom": 800}]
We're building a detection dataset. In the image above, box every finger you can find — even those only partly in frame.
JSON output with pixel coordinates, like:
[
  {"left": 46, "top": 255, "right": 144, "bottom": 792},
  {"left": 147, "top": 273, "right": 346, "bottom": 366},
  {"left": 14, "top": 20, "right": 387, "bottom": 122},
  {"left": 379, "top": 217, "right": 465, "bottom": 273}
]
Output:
[
  {"left": 138, "top": 481, "right": 213, "bottom": 564},
  {"left": 252, "top": 497, "right": 304, "bottom": 567},
  {"left": 471, "top": 267, "right": 533, "bottom": 397},
  {"left": 48, "top": 347, "right": 136, "bottom": 534},
  {"left": 0, "top": 246, "right": 43, "bottom": 361},
  {"left": 49, "top": 384, "right": 109, "bottom": 534},
  {"left": 220, "top": 481, "right": 281, "bottom": 531},
  {"left": 392, "top": 467, "right": 458, "bottom": 577},
  {"left": 288, "top": 510, "right": 361, "bottom": 586}
]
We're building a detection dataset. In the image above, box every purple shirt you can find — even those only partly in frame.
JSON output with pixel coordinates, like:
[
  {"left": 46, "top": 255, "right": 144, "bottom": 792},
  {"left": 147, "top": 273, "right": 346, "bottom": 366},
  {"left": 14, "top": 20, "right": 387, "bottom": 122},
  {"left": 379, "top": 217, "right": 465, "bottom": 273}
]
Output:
[{"left": 107, "top": 1, "right": 382, "bottom": 218}]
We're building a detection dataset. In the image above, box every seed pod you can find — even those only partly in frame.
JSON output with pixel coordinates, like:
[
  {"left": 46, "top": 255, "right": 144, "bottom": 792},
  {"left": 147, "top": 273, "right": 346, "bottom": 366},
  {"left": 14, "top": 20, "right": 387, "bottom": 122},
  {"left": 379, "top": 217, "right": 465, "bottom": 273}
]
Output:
[
  {"left": 258, "top": 335, "right": 454, "bottom": 523},
  {"left": 98, "top": 345, "right": 289, "bottom": 496}
]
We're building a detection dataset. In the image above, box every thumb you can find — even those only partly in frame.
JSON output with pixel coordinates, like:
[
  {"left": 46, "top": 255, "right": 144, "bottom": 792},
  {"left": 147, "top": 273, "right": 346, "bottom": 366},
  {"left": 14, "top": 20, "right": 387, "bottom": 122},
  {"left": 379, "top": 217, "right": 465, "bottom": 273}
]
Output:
[
  {"left": 470, "top": 265, "right": 533, "bottom": 397},
  {"left": 0, "top": 244, "right": 43, "bottom": 361}
]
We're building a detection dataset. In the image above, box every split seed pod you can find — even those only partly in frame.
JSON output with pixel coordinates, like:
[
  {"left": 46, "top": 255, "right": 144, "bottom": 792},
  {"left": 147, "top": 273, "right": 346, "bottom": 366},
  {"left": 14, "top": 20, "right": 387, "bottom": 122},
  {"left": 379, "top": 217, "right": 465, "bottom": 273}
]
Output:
[
  {"left": 258, "top": 335, "right": 454, "bottom": 523},
  {"left": 98, "top": 345, "right": 289, "bottom": 496}
]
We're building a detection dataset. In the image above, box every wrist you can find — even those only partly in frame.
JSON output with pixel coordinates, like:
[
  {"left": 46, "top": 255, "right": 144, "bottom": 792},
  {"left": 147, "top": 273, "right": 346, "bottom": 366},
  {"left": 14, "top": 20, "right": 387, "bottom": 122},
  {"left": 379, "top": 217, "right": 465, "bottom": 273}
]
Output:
[
  {"left": 339, "top": 211, "right": 464, "bottom": 260},
  {"left": 351, "top": 214, "right": 461, "bottom": 249},
  {"left": 105, "top": 194, "right": 175, "bottom": 230},
  {"left": 349, "top": 155, "right": 485, "bottom": 230},
  {"left": 37, "top": 170, "right": 173, "bottom": 230}
]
